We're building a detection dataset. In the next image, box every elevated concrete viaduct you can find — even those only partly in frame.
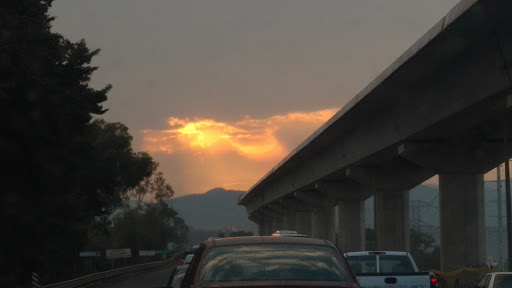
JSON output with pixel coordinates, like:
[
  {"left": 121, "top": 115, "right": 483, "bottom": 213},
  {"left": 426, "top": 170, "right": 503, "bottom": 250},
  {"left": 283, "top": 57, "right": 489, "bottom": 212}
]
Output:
[{"left": 240, "top": 0, "right": 512, "bottom": 271}]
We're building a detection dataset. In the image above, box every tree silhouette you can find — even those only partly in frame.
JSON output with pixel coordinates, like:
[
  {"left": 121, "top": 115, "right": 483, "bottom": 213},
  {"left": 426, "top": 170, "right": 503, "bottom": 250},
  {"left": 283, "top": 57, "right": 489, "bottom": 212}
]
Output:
[
  {"left": 0, "top": 1, "right": 157, "bottom": 285},
  {"left": 128, "top": 170, "right": 174, "bottom": 204},
  {"left": 410, "top": 228, "right": 440, "bottom": 270}
]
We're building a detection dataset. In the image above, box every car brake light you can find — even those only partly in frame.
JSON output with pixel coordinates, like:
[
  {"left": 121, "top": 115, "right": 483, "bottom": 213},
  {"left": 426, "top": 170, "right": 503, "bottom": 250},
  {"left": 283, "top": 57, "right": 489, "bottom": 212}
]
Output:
[
  {"left": 430, "top": 275, "right": 438, "bottom": 288},
  {"left": 181, "top": 259, "right": 184, "bottom": 264},
  {"left": 369, "top": 251, "right": 385, "bottom": 255}
]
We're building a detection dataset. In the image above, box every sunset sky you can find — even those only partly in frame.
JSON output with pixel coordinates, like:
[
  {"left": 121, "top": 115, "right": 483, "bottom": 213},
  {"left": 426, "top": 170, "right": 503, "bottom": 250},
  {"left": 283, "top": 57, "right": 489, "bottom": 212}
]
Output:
[{"left": 50, "top": 0, "right": 462, "bottom": 197}]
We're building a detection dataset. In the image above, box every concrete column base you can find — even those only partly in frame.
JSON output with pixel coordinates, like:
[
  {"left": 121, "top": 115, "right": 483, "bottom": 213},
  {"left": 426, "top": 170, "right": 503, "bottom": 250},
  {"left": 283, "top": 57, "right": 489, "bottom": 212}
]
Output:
[
  {"left": 312, "top": 206, "right": 335, "bottom": 242},
  {"left": 261, "top": 216, "right": 274, "bottom": 236},
  {"left": 271, "top": 217, "right": 283, "bottom": 234},
  {"left": 283, "top": 210, "right": 296, "bottom": 231},
  {"left": 375, "top": 189, "right": 410, "bottom": 251},
  {"left": 296, "top": 210, "right": 313, "bottom": 237},
  {"left": 440, "top": 173, "right": 485, "bottom": 271},
  {"left": 338, "top": 200, "right": 365, "bottom": 252}
]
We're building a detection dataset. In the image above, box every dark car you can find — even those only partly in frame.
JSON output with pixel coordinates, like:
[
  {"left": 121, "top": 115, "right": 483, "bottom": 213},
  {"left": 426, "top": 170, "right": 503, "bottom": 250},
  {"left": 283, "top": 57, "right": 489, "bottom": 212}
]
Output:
[
  {"left": 183, "top": 254, "right": 195, "bottom": 265},
  {"left": 181, "top": 252, "right": 192, "bottom": 265},
  {"left": 167, "top": 264, "right": 189, "bottom": 288},
  {"left": 181, "top": 236, "right": 360, "bottom": 288},
  {"left": 181, "top": 244, "right": 200, "bottom": 264}
]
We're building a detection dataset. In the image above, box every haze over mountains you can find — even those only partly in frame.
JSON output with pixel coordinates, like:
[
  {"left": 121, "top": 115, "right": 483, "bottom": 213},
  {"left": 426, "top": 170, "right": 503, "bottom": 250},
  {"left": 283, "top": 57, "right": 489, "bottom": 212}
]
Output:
[
  {"left": 168, "top": 182, "right": 504, "bottom": 246},
  {"left": 167, "top": 182, "right": 507, "bottom": 263},
  {"left": 168, "top": 188, "right": 257, "bottom": 232},
  {"left": 168, "top": 185, "right": 442, "bottom": 233}
]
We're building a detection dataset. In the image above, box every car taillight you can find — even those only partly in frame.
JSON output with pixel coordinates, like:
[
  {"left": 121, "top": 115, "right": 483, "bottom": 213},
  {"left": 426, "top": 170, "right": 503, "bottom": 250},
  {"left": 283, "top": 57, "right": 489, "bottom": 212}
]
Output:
[
  {"left": 181, "top": 259, "right": 184, "bottom": 264},
  {"left": 430, "top": 274, "right": 438, "bottom": 288}
]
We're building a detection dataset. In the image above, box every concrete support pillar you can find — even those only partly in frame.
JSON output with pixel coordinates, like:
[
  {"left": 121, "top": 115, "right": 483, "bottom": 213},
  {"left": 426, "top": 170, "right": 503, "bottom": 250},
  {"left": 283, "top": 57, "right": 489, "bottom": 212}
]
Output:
[
  {"left": 440, "top": 173, "right": 485, "bottom": 271},
  {"left": 295, "top": 210, "right": 313, "bottom": 237},
  {"left": 374, "top": 189, "right": 410, "bottom": 251},
  {"left": 338, "top": 200, "right": 365, "bottom": 252},
  {"left": 312, "top": 206, "right": 335, "bottom": 242},
  {"left": 260, "top": 216, "right": 273, "bottom": 236},
  {"left": 272, "top": 217, "right": 283, "bottom": 234},
  {"left": 283, "top": 210, "right": 296, "bottom": 231}
]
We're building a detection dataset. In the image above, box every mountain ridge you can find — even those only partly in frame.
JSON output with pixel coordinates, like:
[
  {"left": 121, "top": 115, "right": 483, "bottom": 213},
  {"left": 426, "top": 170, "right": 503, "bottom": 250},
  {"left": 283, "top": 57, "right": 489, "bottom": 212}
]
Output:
[{"left": 168, "top": 188, "right": 255, "bottom": 232}]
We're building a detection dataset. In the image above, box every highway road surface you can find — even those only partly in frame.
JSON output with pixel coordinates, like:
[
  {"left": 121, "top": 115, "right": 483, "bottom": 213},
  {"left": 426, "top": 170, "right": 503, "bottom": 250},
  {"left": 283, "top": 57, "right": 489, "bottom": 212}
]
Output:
[{"left": 101, "top": 266, "right": 174, "bottom": 288}]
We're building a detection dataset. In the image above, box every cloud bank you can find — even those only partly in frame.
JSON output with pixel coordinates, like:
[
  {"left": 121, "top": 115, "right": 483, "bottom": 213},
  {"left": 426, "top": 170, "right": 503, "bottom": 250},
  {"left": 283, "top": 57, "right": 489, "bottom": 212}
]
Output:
[{"left": 142, "top": 108, "right": 338, "bottom": 196}]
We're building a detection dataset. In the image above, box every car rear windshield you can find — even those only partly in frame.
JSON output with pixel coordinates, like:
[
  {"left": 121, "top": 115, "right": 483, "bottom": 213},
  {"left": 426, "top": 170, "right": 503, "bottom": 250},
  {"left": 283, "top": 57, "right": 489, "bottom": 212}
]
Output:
[
  {"left": 198, "top": 244, "right": 351, "bottom": 282},
  {"left": 346, "top": 255, "right": 415, "bottom": 274}
]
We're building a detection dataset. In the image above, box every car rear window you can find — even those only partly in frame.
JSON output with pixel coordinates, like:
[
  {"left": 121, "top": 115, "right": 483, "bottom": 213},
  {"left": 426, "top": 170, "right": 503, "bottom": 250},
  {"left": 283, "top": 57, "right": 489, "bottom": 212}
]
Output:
[
  {"left": 346, "top": 255, "right": 415, "bottom": 274},
  {"left": 198, "top": 244, "right": 350, "bottom": 282}
]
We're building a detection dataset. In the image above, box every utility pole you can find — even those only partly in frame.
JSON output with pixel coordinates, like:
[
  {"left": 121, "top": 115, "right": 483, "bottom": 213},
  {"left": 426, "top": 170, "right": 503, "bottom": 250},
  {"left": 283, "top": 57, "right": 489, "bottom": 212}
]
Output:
[
  {"left": 505, "top": 107, "right": 512, "bottom": 271},
  {"left": 498, "top": 166, "right": 503, "bottom": 269},
  {"left": 411, "top": 201, "right": 422, "bottom": 233},
  {"left": 506, "top": 160, "right": 512, "bottom": 271}
]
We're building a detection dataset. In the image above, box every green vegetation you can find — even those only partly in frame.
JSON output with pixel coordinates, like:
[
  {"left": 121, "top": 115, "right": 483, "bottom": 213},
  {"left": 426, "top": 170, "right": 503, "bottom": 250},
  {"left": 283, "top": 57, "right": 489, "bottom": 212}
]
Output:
[
  {"left": 0, "top": 1, "right": 187, "bottom": 285},
  {"left": 410, "top": 228, "right": 440, "bottom": 270}
]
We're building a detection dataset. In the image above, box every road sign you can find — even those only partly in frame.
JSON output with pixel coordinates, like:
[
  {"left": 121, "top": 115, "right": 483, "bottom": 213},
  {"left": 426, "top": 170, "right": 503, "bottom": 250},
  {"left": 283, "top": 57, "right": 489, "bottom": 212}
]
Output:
[
  {"left": 139, "top": 250, "right": 156, "bottom": 256},
  {"left": 79, "top": 251, "right": 101, "bottom": 257},
  {"left": 106, "top": 248, "right": 131, "bottom": 259},
  {"left": 155, "top": 250, "right": 171, "bottom": 255}
]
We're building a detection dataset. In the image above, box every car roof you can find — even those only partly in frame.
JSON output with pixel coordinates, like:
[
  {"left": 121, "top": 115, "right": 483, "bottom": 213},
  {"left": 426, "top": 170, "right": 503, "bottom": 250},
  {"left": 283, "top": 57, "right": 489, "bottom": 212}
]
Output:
[
  {"left": 272, "top": 230, "right": 308, "bottom": 237},
  {"left": 202, "top": 236, "right": 334, "bottom": 248},
  {"left": 345, "top": 251, "right": 408, "bottom": 256}
]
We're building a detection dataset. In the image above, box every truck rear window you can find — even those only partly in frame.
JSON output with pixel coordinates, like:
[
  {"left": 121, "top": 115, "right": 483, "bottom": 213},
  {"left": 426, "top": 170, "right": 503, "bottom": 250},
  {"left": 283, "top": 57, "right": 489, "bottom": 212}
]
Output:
[
  {"left": 346, "top": 255, "right": 415, "bottom": 274},
  {"left": 198, "top": 244, "right": 351, "bottom": 282}
]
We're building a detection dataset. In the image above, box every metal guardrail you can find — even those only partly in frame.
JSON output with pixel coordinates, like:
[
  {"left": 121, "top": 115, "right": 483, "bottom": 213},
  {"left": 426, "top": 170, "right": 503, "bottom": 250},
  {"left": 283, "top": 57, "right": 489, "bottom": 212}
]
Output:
[{"left": 42, "top": 252, "right": 180, "bottom": 288}]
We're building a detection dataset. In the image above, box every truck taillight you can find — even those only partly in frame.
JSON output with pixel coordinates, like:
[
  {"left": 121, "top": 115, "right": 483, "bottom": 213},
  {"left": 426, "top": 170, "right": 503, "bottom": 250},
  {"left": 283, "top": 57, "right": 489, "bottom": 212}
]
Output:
[{"left": 430, "top": 274, "right": 438, "bottom": 288}]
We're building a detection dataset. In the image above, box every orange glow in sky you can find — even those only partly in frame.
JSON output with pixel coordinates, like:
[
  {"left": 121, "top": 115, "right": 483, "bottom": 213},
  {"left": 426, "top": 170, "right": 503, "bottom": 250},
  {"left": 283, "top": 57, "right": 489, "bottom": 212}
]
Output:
[
  {"left": 142, "top": 108, "right": 339, "bottom": 195},
  {"left": 143, "top": 108, "right": 338, "bottom": 161}
]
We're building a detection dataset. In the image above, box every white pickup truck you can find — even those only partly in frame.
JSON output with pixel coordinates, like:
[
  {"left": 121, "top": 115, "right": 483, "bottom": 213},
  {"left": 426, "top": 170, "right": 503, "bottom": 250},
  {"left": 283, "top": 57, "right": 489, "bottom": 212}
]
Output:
[{"left": 344, "top": 251, "right": 438, "bottom": 288}]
